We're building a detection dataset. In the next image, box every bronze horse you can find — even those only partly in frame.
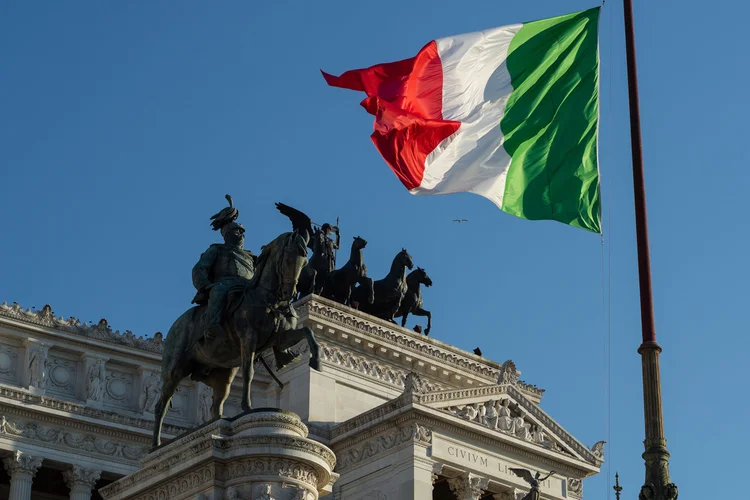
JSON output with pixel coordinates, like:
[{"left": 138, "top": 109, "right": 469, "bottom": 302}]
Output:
[
  {"left": 352, "top": 248, "right": 413, "bottom": 322},
  {"left": 152, "top": 230, "right": 320, "bottom": 447},
  {"left": 322, "top": 236, "right": 373, "bottom": 305},
  {"left": 394, "top": 267, "right": 433, "bottom": 335}
]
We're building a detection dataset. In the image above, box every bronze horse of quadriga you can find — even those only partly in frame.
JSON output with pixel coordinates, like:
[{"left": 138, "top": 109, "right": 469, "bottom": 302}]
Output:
[
  {"left": 352, "top": 248, "right": 413, "bottom": 323},
  {"left": 394, "top": 267, "right": 433, "bottom": 335},
  {"left": 152, "top": 231, "right": 320, "bottom": 447},
  {"left": 322, "top": 236, "right": 373, "bottom": 306}
]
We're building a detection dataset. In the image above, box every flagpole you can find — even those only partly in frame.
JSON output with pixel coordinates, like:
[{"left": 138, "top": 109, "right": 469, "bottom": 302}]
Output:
[{"left": 622, "top": 0, "right": 678, "bottom": 498}]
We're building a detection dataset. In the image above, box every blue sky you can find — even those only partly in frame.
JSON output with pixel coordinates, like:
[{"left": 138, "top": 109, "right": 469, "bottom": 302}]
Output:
[{"left": 2, "top": 1, "right": 748, "bottom": 497}]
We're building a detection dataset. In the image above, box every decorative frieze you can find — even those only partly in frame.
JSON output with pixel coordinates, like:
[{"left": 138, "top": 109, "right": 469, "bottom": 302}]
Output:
[
  {"left": 335, "top": 422, "right": 432, "bottom": 471},
  {"left": 0, "top": 384, "right": 187, "bottom": 436},
  {"left": 320, "top": 343, "right": 445, "bottom": 391},
  {"left": 0, "top": 414, "right": 147, "bottom": 462}
]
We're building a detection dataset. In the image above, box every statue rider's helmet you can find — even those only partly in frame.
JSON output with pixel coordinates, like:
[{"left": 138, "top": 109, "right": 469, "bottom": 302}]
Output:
[{"left": 321, "top": 223, "right": 332, "bottom": 234}]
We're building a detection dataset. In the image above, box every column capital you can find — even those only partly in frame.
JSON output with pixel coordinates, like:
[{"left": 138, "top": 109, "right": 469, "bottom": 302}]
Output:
[
  {"left": 448, "top": 472, "right": 489, "bottom": 500},
  {"left": 493, "top": 490, "right": 519, "bottom": 500},
  {"left": 3, "top": 450, "right": 43, "bottom": 477},
  {"left": 431, "top": 462, "right": 444, "bottom": 485},
  {"left": 63, "top": 465, "right": 101, "bottom": 491}
]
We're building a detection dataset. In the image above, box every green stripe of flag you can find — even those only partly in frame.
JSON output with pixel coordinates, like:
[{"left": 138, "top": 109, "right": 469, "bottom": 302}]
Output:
[{"left": 500, "top": 7, "right": 601, "bottom": 233}]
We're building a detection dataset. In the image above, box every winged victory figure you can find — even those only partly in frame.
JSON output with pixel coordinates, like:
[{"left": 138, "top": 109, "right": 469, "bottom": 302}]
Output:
[{"left": 510, "top": 468, "right": 556, "bottom": 500}]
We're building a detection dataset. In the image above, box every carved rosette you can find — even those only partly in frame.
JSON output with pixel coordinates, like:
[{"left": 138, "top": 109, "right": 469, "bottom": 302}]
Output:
[
  {"left": 3, "top": 450, "right": 43, "bottom": 477},
  {"left": 447, "top": 472, "right": 489, "bottom": 500}
]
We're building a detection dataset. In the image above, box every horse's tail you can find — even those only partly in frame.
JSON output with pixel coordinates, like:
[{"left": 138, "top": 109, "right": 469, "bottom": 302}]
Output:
[{"left": 162, "top": 307, "right": 202, "bottom": 374}]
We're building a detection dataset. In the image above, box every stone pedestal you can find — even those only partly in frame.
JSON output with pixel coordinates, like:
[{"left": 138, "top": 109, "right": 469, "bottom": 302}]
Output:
[{"left": 98, "top": 409, "right": 337, "bottom": 500}]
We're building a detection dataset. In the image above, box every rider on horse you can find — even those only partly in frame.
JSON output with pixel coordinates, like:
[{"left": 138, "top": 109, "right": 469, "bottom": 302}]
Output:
[
  {"left": 309, "top": 223, "right": 339, "bottom": 293},
  {"left": 191, "top": 195, "right": 256, "bottom": 343}
]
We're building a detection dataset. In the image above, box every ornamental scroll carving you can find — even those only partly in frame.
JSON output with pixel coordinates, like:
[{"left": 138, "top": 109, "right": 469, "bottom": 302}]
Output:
[
  {"left": 336, "top": 422, "right": 432, "bottom": 471},
  {"left": 226, "top": 459, "right": 319, "bottom": 487},
  {"left": 0, "top": 302, "right": 165, "bottom": 353},
  {"left": 0, "top": 414, "right": 146, "bottom": 461},
  {"left": 320, "top": 343, "right": 445, "bottom": 391},
  {"left": 129, "top": 465, "right": 214, "bottom": 500}
]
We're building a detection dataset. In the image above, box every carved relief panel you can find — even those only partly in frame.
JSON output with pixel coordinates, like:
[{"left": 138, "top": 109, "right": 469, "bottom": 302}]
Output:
[
  {"left": 45, "top": 352, "right": 79, "bottom": 399},
  {"left": 103, "top": 366, "right": 135, "bottom": 411},
  {"left": 0, "top": 341, "right": 20, "bottom": 385}
]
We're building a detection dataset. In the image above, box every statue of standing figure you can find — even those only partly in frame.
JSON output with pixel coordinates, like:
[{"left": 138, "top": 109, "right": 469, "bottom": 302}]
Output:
[{"left": 86, "top": 359, "right": 106, "bottom": 401}]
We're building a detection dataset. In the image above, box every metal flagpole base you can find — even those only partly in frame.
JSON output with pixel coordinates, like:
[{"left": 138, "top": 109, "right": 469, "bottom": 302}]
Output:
[{"left": 637, "top": 341, "right": 678, "bottom": 500}]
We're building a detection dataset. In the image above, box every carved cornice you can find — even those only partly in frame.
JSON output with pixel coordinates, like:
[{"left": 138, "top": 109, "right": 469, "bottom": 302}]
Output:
[
  {"left": 0, "top": 414, "right": 147, "bottom": 463},
  {"left": 0, "top": 302, "right": 164, "bottom": 354},
  {"left": 3, "top": 450, "right": 43, "bottom": 477},
  {"left": 0, "top": 385, "right": 186, "bottom": 437},
  {"left": 297, "top": 298, "right": 499, "bottom": 379}
]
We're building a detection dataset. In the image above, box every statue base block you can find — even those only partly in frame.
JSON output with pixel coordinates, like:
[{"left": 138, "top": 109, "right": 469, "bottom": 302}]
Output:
[{"left": 99, "top": 409, "right": 337, "bottom": 500}]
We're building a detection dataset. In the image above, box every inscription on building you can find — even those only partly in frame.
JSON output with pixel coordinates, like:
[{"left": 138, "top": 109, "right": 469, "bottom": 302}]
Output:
[{"left": 432, "top": 434, "right": 566, "bottom": 499}]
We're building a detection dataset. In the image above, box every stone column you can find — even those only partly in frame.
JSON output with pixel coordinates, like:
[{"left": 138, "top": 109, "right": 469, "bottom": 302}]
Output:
[
  {"left": 447, "top": 472, "right": 489, "bottom": 500},
  {"left": 63, "top": 466, "right": 101, "bottom": 500},
  {"left": 3, "top": 450, "right": 43, "bottom": 500}
]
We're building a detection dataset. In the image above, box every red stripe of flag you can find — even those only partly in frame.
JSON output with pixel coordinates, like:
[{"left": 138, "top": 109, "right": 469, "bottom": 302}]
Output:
[{"left": 322, "top": 41, "right": 460, "bottom": 190}]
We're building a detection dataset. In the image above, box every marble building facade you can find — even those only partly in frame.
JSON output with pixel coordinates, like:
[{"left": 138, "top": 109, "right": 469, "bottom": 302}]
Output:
[{"left": 0, "top": 295, "right": 602, "bottom": 499}]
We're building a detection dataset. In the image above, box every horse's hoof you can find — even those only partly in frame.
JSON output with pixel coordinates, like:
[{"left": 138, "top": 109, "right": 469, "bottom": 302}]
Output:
[{"left": 309, "top": 357, "right": 321, "bottom": 372}]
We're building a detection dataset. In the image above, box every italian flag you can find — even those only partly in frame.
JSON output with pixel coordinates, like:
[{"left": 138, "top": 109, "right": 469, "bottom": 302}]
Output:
[{"left": 323, "top": 8, "right": 601, "bottom": 233}]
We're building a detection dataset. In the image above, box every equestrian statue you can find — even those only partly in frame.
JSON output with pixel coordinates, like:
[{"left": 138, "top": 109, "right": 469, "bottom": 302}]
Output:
[
  {"left": 394, "top": 267, "right": 433, "bottom": 335},
  {"left": 152, "top": 198, "right": 320, "bottom": 447}
]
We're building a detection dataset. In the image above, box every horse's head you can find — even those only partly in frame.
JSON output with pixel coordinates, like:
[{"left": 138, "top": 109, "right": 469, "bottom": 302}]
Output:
[
  {"left": 397, "top": 248, "right": 414, "bottom": 270},
  {"left": 276, "top": 231, "right": 309, "bottom": 302},
  {"left": 353, "top": 235, "right": 368, "bottom": 250},
  {"left": 414, "top": 267, "right": 432, "bottom": 287}
]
